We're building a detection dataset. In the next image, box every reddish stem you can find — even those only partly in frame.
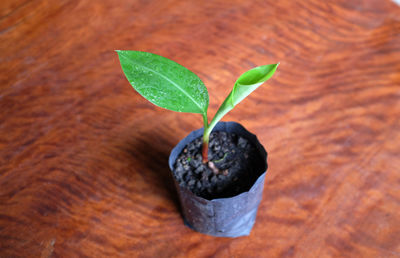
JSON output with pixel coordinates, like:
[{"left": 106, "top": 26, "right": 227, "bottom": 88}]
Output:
[{"left": 202, "top": 141, "right": 209, "bottom": 163}]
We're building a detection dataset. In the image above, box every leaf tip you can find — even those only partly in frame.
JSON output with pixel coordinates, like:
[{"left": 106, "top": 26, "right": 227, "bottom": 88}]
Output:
[
  {"left": 270, "top": 63, "right": 279, "bottom": 70},
  {"left": 268, "top": 62, "right": 279, "bottom": 75}
]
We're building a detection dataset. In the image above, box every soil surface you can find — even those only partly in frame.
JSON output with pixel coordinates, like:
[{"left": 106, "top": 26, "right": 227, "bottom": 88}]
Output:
[{"left": 173, "top": 131, "right": 265, "bottom": 200}]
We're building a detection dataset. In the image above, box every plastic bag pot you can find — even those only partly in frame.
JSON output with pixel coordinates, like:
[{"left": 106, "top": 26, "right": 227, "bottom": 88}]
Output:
[{"left": 168, "top": 121, "right": 268, "bottom": 237}]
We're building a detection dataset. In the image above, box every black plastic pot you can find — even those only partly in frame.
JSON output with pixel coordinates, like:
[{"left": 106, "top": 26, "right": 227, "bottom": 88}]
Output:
[{"left": 168, "top": 121, "right": 268, "bottom": 237}]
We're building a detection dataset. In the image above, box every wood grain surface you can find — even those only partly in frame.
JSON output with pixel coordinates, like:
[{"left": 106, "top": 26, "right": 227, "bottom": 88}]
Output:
[{"left": 1, "top": 0, "right": 400, "bottom": 257}]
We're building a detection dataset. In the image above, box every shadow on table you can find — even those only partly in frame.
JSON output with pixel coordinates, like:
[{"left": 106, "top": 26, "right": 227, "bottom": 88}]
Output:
[{"left": 123, "top": 130, "right": 182, "bottom": 214}]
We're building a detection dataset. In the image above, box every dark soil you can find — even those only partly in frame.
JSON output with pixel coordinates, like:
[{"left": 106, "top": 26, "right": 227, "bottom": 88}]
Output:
[{"left": 173, "top": 131, "right": 265, "bottom": 200}]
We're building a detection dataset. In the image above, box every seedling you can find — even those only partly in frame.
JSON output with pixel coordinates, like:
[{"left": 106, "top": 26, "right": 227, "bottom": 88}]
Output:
[{"left": 117, "top": 51, "right": 278, "bottom": 163}]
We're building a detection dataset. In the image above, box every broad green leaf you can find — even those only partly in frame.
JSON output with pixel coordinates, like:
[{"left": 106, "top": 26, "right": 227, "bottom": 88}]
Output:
[
  {"left": 117, "top": 50, "right": 209, "bottom": 114},
  {"left": 230, "top": 63, "right": 279, "bottom": 107}
]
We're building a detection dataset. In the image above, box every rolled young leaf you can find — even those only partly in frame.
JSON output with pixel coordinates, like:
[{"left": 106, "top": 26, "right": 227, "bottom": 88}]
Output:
[
  {"left": 230, "top": 63, "right": 279, "bottom": 107},
  {"left": 205, "top": 63, "right": 279, "bottom": 137},
  {"left": 116, "top": 50, "right": 209, "bottom": 114}
]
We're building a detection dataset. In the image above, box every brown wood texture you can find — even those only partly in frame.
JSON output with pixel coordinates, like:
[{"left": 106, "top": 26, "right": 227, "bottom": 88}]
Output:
[{"left": 1, "top": 0, "right": 400, "bottom": 257}]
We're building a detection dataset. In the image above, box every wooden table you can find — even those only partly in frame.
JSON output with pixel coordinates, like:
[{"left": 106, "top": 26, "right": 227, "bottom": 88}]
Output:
[{"left": 1, "top": 0, "right": 400, "bottom": 257}]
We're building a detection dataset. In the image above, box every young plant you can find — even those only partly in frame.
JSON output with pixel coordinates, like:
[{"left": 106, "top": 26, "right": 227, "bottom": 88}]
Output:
[{"left": 117, "top": 51, "right": 278, "bottom": 163}]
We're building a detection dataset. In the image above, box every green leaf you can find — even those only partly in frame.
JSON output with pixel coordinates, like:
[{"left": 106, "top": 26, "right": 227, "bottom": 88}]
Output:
[
  {"left": 205, "top": 63, "right": 279, "bottom": 137},
  {"left": 116, "top": 50, "right": 209, "bottom": 114},
  {"left": 230, "top": 63, "right": 279, "bottom": 107}
]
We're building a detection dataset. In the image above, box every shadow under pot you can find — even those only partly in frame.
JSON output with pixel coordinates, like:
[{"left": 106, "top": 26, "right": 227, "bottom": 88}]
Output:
[{"left": 168, "top": 121, "right": 268, "bottom": 237}]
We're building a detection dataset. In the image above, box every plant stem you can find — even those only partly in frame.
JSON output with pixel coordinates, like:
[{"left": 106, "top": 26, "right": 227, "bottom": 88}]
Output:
[
  {"left": 202, "top": 113, "right": 209, "bottom": 163},
  {"left": 201, "top": 93, "right": 235, "bottom": 163},
  {"left": 205, "top": 94, "right": 234, "bottom": 135}
]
